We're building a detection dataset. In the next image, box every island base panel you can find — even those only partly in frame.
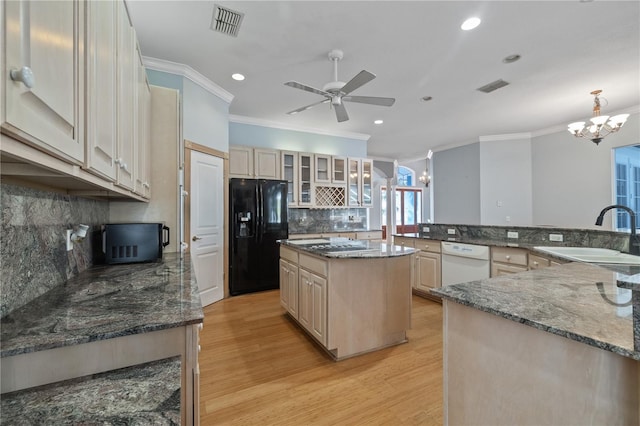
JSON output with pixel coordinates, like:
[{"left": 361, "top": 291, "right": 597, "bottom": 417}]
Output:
[{"left": 443, "top": 301, "right": 639, "bottom": 425}]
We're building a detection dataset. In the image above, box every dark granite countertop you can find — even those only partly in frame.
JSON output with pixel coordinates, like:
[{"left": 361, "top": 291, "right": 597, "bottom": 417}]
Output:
[
  {"left": 432, "top": 263, "right": 640, "bottom": 360},
  {"left": 0, "top": 356, "right": 181, "bottom": 425},
  {"left": 280, "top": 239, "right": 416, "bottom": 258},
  {"left": 1, "top": 253, "right": 203, "bottom": 358}
]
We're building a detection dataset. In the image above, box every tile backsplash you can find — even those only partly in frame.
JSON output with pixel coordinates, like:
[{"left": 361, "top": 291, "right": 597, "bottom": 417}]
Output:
[
  {"left": 1, "top": 183, "right": 109, "bottom": 317},
  {"left": 288, "top": 208, "right": 369, "bottom": 234}
]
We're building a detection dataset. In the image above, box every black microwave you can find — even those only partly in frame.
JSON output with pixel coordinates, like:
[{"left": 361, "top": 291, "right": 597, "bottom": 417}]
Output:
[{"left": 102, "top": 223, "right": 170, "bottom": 264}]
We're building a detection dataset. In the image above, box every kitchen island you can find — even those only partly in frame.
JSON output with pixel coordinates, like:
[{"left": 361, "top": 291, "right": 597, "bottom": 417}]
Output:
[
  {"left": 0, "top": 253, "right": 203, "bottom": 425},
  {"left": 432, "top": 262, "right": 639, "bottom": 425},
  {"left": 279, "top": 239, "right": 416, "bottom": 360}
]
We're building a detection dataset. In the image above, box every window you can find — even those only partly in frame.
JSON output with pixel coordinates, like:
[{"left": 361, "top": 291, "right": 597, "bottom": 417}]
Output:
[
  {"left": 613, "top": 145, "right": 640, "bottom": 231},
  {"left": 396, "top": 166, "right": 414, "bottom": 187}
]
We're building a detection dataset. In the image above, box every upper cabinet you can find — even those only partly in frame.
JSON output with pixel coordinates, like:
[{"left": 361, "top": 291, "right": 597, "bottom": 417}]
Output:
[
  {"left": 314, "top": 154, "right": 331, "bottom": 183},
  {"left": 281, "top": 150, "right": 298, "bottom": 207},
  {"left": 1, "top": 0, "right": 150, "bottom": 201},
  {"left": 347, "top": 158, "right": 373, "bottom": 207},
  {"left": 332, "top": 156, "right": 347, "bottom": 184},
  {"left": 85, "top": 0, "right": 117, "bottom": 182},
  {"left": 3, "top": 0, "right": 84, "bottom": 163},
  {"left": 229, "top": 146, "right": 280, "bottom": 179},
  {"left": 298, "top": 153, "right": 314, "bottom": 207}
]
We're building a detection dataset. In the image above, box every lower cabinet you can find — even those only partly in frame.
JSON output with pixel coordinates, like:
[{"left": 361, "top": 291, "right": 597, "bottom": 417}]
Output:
[
  {"left": 491, "top": 247, "right": 529, "bottom": 277},
  {"left": 299, "top": 268, "right": 327, "bottom": 346},
  {"left": 416, "top": 250, "right": 441, "bottom": 293},
  {"left": 279, "top": 258, "right": 298, "bottom": 319}
]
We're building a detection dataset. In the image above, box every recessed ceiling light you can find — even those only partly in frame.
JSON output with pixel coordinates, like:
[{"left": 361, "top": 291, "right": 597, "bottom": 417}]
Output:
[
  {"left": 231, "top": 73, "right": 245, "bottom": 81},
  {"left": 502, "top": 54, "right": 521, "bottom": 64},
  {"left": 421, "top": 96, "right": 433, "bottom": 102},
  {"left": 374, "top": 119, "right": 383, "bottom": 125},
  {"left": 461, "top": 17, "right": 481, "bottom": 31}
]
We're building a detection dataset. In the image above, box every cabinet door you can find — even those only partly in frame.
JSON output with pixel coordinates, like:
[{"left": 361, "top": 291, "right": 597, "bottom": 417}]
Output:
[
  {"left": 528, "top": 254, "right": 552, "bottom": 270},
  {"left": 315, "top": 154, "right": 331, "bottom": 183},
  {"left": 309, "top": 271, "right": 327, "bottom": 346},
  {"left": 332, "top": 156, "right": 347, "bottom": 184},
  {"left": 4, "top": 0, "right": 84, "bottom": 163},
  {"left": 361, "top": 159, "right": 373, "bottom": 207},
  {"left": 279, "top": 259, "right": 298, "bottom": 319},
  {"left": 85, "top": 0, "right": 117, "bottom": 181},
  {"left": 298, "top": 153, "right": 314, "bottom": 206},
  {"left": 299, "top": 269, "right": 313, "bottom": 331},
  {"left": 134, "top": 45, "right": 151, "bottom": 198},
  {"left": 491, "top": 262, "right": 528, "bottom": 277},
  {"left": 347, "top": 158, "right": 360, "bottom": 206},
  {"left": 416, "top": 251, "right": 441, "bottom": 292},
  {"left": 115, "top": 2, "right": 135, "bottom": 190},
  {"left": 254, "top": 148, "right": 280, "bottom": 179},
  {"left": 281, "top": 151, "right": 298, "bottom": 206},
  {"left": 229, "top": 146, "right": 253, "bottom": 177}
]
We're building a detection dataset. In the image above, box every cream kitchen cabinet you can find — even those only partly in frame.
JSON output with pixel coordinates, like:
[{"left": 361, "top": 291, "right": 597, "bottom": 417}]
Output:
[
  {"left": 393, "top": 236, "right": 417, "bottom": 249},
  {"left": 115, "top": 0, "right": 135, "bottom": 191},
  {"left": 85, "top": 0, "right": 117, "bottom": 182},
  {"left": 347, "top": 158, "right": 373, "bottom": 207},
  {"left": 332, "top": 156, "right": 347, "bottom": 184},
  {"left": 415, "top": 240, "right": 441, "bottom": 297},
  {"left": 528, "top": 253, "right": 565, "bottom": 270},
  {"left": 279, "top": 251, "right": 299, "bottom": 320},
  {"left": 298, "top": 152, "right": 314, "bottom": 207},
  {"left": 134, "top": 44, "right": 151, "bottom": 199},
  {"left": 3, "top": 0, "right": 85, "bottom": 164},
  {"left": 281, "top": 150, "right": 298, "bottom": 206},
  {"left": 229, "top": 146, "right": 280, "bottom": 179},
  {"left": 298, "top": 255, "right": 328, "bottom": 346},
  {"left": 491, "top": 247, "right": 528, "bottom": 277},
  {"left": 355, "top": 230, "right": 383, "bottom": 240},
  {"left": 315, "top": 154, "right": 331, "bottom": 183}
]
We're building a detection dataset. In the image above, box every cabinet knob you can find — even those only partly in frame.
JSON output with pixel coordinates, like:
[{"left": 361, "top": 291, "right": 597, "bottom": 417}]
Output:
[
  {"left": 424, "top": 245, "right": 429, "bottom": 249},
  {"left": 533, "top": 261, "right": 539, "bottom": 266},
  {"left": 10, "top": 66, "right": 35, "bottom": 89},
  {"left": 505, "top": 255, "right": 511, "bottom": 260}
]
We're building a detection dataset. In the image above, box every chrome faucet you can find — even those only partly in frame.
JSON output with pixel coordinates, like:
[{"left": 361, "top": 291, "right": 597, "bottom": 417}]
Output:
[{"left": 595, "top": 204, "right": 640, "bottom": 255}]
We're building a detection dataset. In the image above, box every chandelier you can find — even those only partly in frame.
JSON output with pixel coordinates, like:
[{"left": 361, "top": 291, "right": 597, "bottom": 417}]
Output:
[
  {"left": 567, "top": 90, "right": 629, "bottom": 145},
  {"left": 418, "top": 150, "right": 432, "bottom": 187}
]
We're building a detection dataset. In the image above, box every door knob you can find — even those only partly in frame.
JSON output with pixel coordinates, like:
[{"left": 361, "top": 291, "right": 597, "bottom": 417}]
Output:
[{"left": 192, "top": 235, "right": 202, "bottom": 241}]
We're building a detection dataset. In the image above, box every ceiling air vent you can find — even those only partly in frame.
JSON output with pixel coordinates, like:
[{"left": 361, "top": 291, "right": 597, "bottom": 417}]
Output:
[
  {"left": 210, "top": 4, "right": 244, "bottom": 37},
  {"left": 476, "top": 79, "right": 510, "bottom": 93}
]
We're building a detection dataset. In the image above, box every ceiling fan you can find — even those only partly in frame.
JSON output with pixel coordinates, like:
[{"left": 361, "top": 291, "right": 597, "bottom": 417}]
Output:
[{"left": 284, "top": 49, "right": 395, "bottom": 123}]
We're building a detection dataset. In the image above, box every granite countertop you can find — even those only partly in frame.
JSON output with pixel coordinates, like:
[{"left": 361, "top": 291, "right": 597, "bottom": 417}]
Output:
[
  {"left": 280, "top": 239, "right": 417, "bottom": 258},
  {"left": 394, "top": 232, "right": 542, "bottom": 250},
  {"left": 1, "top": 253, "right": 204, "bottom": 358},
  {"left": 432, "top": 262, "right": 640, "bottom": 360},
  {"left": 0, "top": 356, "right": 181, "bottom": 424}
]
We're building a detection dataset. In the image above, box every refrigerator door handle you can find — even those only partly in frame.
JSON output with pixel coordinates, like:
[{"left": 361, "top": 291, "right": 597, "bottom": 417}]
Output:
[{"left": 256, "top": 183, "right": 263, "bottom": 243}]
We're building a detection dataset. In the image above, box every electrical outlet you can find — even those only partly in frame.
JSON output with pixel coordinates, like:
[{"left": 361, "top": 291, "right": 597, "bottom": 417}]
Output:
[
  {"left": 66, "top": 229, "right": 73, "bottom": 251},
  {"left": 423, "top": 226, "right": 430, "bottom": 233},
  {"left": 549, "top": 233, "right": 564, "bottom": 242},
  {"left": 507, "top": 231, "right": 519, "bottom": 239},
  {"left": 447, "top": 228, "right": 456, "bottom": 235}
]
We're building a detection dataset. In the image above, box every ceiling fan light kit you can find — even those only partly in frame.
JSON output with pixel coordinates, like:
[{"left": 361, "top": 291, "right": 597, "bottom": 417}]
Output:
[{"left": 284, "top": 49, "right": 396, "bottom": 122}]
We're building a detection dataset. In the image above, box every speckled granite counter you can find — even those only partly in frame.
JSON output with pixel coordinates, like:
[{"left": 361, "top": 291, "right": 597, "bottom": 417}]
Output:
[
  {"left": 432, "top": 262, "right": 639, "bottom": 360},
  {"left": 280, "top": 239, "right": 417, "bottom": 258},
  {"left": 1, "top": 253, "right": 203, "bottom": 357},
  {"left": 0, "top": 356, "right": 181, "bottom": 425}
]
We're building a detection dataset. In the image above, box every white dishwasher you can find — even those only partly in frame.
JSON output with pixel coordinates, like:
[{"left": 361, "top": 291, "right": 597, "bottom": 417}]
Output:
[{"left": 441, "top": 241, "right": 490, "bottom": 286}]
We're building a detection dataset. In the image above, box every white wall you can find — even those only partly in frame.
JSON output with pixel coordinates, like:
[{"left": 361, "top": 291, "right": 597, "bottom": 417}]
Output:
[
  {"left": 183, "top": 78, "right": 229, "bottom": 151},
  {"left": 479, "top": 136, "right": 533, "bottom": 226},
  {"left": 531, "top": 111, "right": 639, "bottom": 230}
]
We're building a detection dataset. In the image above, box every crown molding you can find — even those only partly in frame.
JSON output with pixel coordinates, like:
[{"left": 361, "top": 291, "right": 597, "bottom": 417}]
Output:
[
  {"left": 479, "top": 132, "right": 531, "bottom": 142},
  {"left": 142, "top": 56, "right": 234, "bottom": 104},
  {"left": 229, "top": 114, "right": 371, "bottom": 141}
]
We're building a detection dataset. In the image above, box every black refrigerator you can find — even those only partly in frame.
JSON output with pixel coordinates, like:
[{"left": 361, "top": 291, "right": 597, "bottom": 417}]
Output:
[{"left": 229, "top": 178, "right": 288, "bottom": 296}]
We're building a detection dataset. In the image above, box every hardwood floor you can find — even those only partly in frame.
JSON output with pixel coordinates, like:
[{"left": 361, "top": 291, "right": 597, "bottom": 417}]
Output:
[{"left": 199, "top": 290, "right": 443, "bottom": 425}]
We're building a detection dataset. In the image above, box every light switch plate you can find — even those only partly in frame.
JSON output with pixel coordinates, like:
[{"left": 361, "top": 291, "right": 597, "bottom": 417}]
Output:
[
  {"left": 447, "top": 228, "right": 456, "bottom": 235},
  {"left": 549, "top": 233, "right": 564, "bottom": 242},
  {"left": 507, "top": 231, "right": 518, "bottom": 239}
]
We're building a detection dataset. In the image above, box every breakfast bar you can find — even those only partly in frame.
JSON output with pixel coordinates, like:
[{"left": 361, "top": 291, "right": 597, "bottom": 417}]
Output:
[
  {"left": 279, "top": 239, "right": 416, "bottom": 360},
  {"left": 432, "top": 262, "right": 639, "bottom": 425}
]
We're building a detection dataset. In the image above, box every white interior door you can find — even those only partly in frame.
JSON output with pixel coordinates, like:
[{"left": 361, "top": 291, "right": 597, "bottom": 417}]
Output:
[{"left": 190, "top": 150, "right": 224, "bottom": 306}]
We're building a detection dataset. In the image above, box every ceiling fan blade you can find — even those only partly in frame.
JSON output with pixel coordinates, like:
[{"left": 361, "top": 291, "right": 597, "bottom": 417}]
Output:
[
  {"left": 340, "top": 70, "right": 376, "bottom": 95},
  {"left": 286, "top": 99, "right": 330, "bottom": 115},
  {"left": 343, "top": 95, "right": 396, "bottom": 107},
  {"left": 284, "top": 81, "right": 331, "bottom": 97},
  {"left": 334, "top": 102, "right": 349, "bottom": 122}
]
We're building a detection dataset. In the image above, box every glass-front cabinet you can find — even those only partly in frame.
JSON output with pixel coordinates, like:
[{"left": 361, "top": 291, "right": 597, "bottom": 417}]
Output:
[
  {"left": 332, "top": 156, "right": 347, "bottom": 184},
  {"left": 314, "top": 154, "right": 331, "bottom": 183},
  {"left": 361, "top": 159, "right": 373, "bottom": 207},
  {"left": 281, "top": 151, "right": 298, "bottom": 206},
  {"left": 347, "top": 158, "right": 360, "bottom": 206},
  {"left": 298, "top": 153, "right": 314, "bottom": 206}
]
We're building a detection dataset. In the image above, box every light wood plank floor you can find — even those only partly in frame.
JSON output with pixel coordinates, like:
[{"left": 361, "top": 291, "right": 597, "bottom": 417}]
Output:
[{"left": 199, "top": 290, "right": 443, "bottom": 425}]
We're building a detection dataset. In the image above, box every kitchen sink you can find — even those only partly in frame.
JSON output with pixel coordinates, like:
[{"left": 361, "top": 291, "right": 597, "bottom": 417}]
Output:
[{"left": 534, "top": 246, "right": 640, "bottom": 265}]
